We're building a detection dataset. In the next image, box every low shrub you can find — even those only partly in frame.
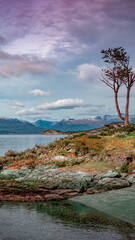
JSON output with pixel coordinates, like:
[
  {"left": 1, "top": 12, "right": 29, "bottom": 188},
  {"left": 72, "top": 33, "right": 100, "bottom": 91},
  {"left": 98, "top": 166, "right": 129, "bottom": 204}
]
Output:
[
  {"left": 120, "top": 164, "right": 130, "bottom": 173},
  {"left": 72, "top": 132, "right": 87, "bottom": 139},
  {"left": 25, "top": 152, "right": 37, "bottom": 159},
  {"left": 90, "top": 153, "right": 97, "bottom": 157},
  {"left": 119, "top": 124, "right": 135, "bottom": 133},
  {"left": 100, "top": 131, "right": 108, "bottom": 136},
  {"left": 88, "top": 135, "right": 101, "bottom": 139},
  {"left": 74, "top": 140, "right": 89, "bottom": 155},
  {"left": 100, "top": 129, "right": 116, "bottom": 136},
  {"left": 5, "top": 149, "right": 18, "bottom": 158},
  {"left": 46, "top": 142, "right": 56, "bottom": 150},
  {"left": 117, "top": 134, "right": 126, "bottom": 138},
  {"left": 104, "top": 124, "right": 115, "bottom": 129},
  {"left": 68, "top": 157, "right": 85, "bottom": 166},
  {"left": 53, "top": 160, "right": 67, "bottom": 167}
]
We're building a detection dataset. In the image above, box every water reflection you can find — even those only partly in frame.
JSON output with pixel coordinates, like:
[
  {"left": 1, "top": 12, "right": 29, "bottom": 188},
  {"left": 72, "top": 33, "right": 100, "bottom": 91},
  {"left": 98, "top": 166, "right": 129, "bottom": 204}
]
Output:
[{"left": 0, "top": 201, "right": 135, "bottom": 240}]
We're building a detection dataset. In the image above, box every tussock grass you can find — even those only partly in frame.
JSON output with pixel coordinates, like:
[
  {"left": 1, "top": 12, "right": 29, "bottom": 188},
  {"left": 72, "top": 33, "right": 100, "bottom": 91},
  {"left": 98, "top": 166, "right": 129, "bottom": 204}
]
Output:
[{"left": 2, "top": 126, "right": 135, "bottom": 173}]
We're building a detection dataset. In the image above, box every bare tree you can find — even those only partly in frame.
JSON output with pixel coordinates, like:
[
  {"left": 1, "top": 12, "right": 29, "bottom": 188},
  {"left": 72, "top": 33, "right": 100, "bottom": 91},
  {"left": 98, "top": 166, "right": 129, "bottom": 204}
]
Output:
[{"left": 101, "top": 47, "right": 135, "bottom": 126}]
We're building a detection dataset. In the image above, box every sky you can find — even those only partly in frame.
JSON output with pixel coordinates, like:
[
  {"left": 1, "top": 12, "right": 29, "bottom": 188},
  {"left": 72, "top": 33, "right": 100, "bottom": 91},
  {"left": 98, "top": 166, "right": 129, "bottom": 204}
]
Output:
[{"left": 0, "top": 0, "right": 135, "bottom": 121}]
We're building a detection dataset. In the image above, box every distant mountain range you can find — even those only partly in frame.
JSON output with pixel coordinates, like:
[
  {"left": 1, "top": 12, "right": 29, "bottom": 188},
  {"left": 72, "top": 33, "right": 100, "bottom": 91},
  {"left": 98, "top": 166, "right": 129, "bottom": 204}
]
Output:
[
  {"left": 0, "top": 115, "right": 135, "bottom": 134},
  {"left": 34, "top": 115, "right": 135, "bottom": 132},
  {"left": 0, "top": 118, "right": 44, "bottom": 134}
]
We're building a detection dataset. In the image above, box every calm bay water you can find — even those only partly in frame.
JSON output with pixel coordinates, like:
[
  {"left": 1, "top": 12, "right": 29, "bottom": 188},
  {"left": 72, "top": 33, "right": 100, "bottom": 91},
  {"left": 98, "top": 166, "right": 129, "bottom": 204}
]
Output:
[
  {"left": 0, "top": 201, "right": 134, "bottom": 240},
  {"left": 0, "top": 134, "right": 65, "bottom": 156},
  {"left": 0, "top": 135, "right": 135, "bottom": 239}
]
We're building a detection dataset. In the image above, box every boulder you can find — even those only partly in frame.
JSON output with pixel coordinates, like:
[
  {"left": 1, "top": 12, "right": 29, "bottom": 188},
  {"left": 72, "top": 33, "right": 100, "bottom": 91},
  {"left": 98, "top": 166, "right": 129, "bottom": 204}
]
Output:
[
  {"left": 86, "top": 177, "right": 130, "bottom": 193},
  {"left": 60, "top": 179, "right": 92, "bottom": 191},
  {"left": 121, "top": 132, "right": 129, "bottom": 136},
  {"left": 126, "top": 173, "right": 135, "bottom": 184},
  {"left": 121, "top": 173, "right": 128, "bottom": 178},
  {"left": 0, "top": 168, "right": 32, "bottom": 180},
  {"left": 0, "top": 169, "right": 21, "bottom": 180},
  {"left": 101, "top": 169, "right": 121, "bottom": 178},
  {"left": 98, "top": 177, "right": 130, "bottom": 188},
  {"left": 53, "top": 155, "right": 68, "bottom": 161}
]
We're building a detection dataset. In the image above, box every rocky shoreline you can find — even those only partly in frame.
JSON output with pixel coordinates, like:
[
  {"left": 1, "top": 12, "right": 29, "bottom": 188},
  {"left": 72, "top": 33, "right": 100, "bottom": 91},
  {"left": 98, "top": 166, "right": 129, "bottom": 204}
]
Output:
[{"left": 0, "top": 165, "right": 135, "bottom": 202}]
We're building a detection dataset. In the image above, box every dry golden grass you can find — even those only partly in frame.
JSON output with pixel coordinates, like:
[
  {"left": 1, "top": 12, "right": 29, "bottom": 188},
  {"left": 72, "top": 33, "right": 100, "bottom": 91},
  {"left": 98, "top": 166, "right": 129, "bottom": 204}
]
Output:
[
  {"left": 63, "top": 160, "right": 116, "bottom": 174},
  {"left": 4, "top": 131, "right": 135, "bottom": 173}
]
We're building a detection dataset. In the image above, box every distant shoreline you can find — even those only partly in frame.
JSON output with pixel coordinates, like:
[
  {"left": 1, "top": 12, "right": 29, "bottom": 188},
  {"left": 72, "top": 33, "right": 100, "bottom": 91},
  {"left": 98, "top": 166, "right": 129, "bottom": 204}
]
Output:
[{"left": 42, "top": 129, "right": 70, "bottom": 135}]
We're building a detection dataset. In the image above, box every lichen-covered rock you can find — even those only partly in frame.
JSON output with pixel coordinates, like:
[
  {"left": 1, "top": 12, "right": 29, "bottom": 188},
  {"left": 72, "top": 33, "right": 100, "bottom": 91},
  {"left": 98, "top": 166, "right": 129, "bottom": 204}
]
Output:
[
  {"left": 0, "top": 169, "right": 21, "bottom": 180},
  {"left": 0, "top": 166, "right": 93, "bottom": 191},
  {"left": 93, "top": 173, "right": 103, "bottom": 180},
  {"left": 98, "top": 177, "right": 130, "bottom": 189},
  {"left": 121, "top": 132, "right": 129, "bottom": 136},
  {"left": 0, "top": 166, "right": 132, "bottom": 195},
  {"left": 59, "top": 180, "right": 91, "bottom": 191},
  {"left": 101, "top": 170, "right": 121, "bottom": 178},
  {"left": 126, "top": 173, "right": 135, "bottom": 184},
  {"left": 86, "top": 177, "right": 130, "bottom": 193},
  {"left": 53, "top": 155, "right": 68, "bottom": 161},
  {"left": 34, "top": 165, "right": 58, "bottom": 170},
  {"left": 0, "top": 168, "right": 32, "bottom": 180},
  {"left": 121, "top": 173, "right": 128, "bottom": 178}
]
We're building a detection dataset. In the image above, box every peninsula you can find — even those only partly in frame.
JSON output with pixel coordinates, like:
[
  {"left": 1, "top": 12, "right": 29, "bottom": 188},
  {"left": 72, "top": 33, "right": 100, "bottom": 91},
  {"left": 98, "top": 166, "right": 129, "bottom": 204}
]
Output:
[{"left": 0, "top": 123, "right": 135, "bottom": 204}]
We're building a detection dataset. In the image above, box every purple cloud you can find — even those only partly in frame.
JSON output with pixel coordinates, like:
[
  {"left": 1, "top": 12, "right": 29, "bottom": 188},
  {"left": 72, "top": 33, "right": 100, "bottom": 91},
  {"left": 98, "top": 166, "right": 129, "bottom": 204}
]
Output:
[
  {"left": 0, "top": 0, "right": 134, "bottom": 60},
  {"left": 0, "top": 51, "right": 53, "bottom": 77}
]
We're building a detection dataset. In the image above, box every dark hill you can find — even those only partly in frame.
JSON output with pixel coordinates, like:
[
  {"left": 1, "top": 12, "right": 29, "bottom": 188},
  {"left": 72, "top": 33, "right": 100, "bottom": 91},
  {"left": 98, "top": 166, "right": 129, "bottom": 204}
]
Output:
[{"left": 0, "top": 118, "right": 44, "bottom": 134}]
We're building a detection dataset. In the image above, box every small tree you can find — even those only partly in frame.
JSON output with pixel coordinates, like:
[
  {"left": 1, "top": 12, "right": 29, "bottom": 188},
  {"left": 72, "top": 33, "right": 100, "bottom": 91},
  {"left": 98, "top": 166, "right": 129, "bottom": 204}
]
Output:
[{"left": 101, "top": 47, "right": 135, "bottom": 126}]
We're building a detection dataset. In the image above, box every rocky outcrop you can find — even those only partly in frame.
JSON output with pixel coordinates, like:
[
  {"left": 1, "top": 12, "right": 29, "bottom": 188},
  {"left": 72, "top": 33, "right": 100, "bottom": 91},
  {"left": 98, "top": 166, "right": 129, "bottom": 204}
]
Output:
[
  {"left": 100, "top": 169, "right": 121, "bottom": 178},
  {"left": 0, "top": 166, "right": 92, "bottom": 190},
  {"left": 0, "top": 167, "right": 132, "bottom": 201},
  {"left": 126, "top": 172, "right": 135, "bottom": 184},
  {"left": 86, "top": 177, "right": 130, "bottom": 194}
]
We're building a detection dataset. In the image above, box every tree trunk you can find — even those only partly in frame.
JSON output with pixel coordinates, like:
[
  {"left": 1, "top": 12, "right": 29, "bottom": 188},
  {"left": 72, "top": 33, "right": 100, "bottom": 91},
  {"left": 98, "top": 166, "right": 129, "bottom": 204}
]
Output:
[
  {"left": 124, "top": 87, "right": 130, "bottom": 126},
  {"left": 114, "top": 91, "right": 125, "bottom": 121}
]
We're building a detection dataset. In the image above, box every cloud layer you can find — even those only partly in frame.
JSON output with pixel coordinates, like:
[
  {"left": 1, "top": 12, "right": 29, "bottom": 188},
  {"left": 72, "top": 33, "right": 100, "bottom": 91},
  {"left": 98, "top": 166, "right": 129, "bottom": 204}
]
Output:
[
  {"left": 0, "top": 0, "right": 135, "bottom": 120},
  {"left": 29, "top": 89, "right": 50, "bottom": 96},
  {"left": 11, "top": 102, "right": 25, "bottom": 110},
  {"left": 0, "top": 51, "right": 53, "bottom": 77},
  {"left": 1, "top": 0, "right": 135, "bottom": 59},
  {"left": 76, "top": 64, "right": 101, "bottom": 82},
  {"left": 16, "top": 98, "right": 86, "bottom": 115}
]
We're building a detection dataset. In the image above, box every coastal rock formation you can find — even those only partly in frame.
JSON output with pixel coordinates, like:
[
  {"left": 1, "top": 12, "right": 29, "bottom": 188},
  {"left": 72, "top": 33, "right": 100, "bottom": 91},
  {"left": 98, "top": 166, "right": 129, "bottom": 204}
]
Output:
[
  {"left": 101, "top": 169, "right": 121, "bottom": 178},
  {"left": 0, "top": 167, "right": 132, "bottom": 201}
]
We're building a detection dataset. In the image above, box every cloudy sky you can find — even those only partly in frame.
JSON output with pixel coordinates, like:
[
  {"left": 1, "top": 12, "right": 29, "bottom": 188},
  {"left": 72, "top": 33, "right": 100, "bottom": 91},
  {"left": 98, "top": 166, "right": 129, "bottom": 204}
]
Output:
[{"left": 0, "top": 0, "right": 135, "bottom": 121}]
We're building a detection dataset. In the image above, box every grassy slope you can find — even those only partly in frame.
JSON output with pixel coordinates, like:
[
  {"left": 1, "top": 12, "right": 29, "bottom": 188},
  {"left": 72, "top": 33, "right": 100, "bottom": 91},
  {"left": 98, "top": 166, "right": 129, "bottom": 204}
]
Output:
[{"left": 1, "top": 124, "right": 135, "bottom": 174}]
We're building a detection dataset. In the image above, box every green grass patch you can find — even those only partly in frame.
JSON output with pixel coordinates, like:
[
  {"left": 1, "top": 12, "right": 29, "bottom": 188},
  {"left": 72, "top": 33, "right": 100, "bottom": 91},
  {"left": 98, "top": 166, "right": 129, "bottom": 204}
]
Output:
[
  {"left": 88, "top": 135, "right": 101, "bottom": 139},
  {"left": 72, "top": 132, "right": 87, "bottom": 139},
  {"left": 120, "top": 164, "right": 130, "bottom": 173}
]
